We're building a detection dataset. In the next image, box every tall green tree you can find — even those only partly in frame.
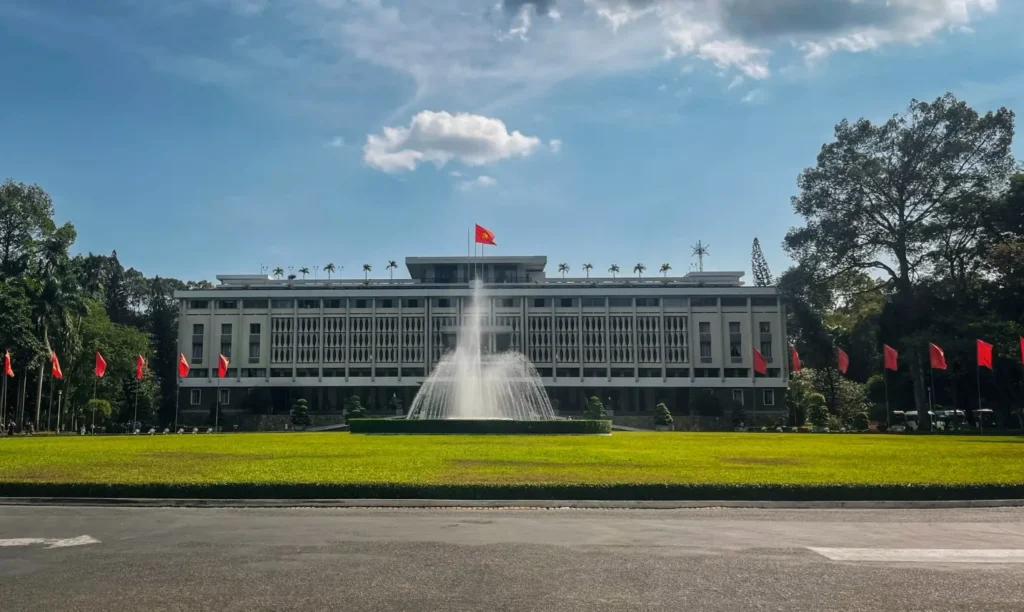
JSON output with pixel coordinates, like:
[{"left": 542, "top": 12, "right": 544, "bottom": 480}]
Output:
[{"left": 783, "top": 93, "right": 1015, "bottom": 428}]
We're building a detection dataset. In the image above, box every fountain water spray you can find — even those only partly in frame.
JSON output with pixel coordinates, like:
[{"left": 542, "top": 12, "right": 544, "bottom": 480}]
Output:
[{"left": 407, "top": 281, "right": 555, "bottom": 420}]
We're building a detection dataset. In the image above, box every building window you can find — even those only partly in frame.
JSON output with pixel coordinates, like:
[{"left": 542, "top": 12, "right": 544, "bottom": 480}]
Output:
[
  {"left": 248, "top": 323, "right": 261, "bottom": 362},
  {"left": 377, "top": 299, "right": 395, "bottom": 309},
  {"left": 242, "top": 299, "right": 268, "bottom": 309},
  {"left": 298, "top": 299, "right": 319, "bottom": 309},
  {"left": 216, "top": 300, "right": 237, "bottom": 309},
  {"left": 752, "top": 297, "right": 777, "bottom": 307},
  {"left": 353, "top": 299, "right": 371, "bottom": 309},
  {"left": 581, "top": 297, "right": 605, "bottom": 307},
  {"left": 324, "top": 299, "right": 344, "bottom": 309},
  {"left": 559, "top": 298, "right": 577, "bottom": 308},
  {"left": 732, "top": 389, "right": 744, "bottom": 405},
  {"left": 608, "top": 297, "right": 632, "bottom": 308},
  {"left": 271, "top": 299, "right": 294, "bottom": 309},
  {"left": 759, "top": 322, "right": 773, "bottom": 362},
  {"left": 663, "top": 298, "right": 687, "bottom": 308},
  {"left": 401, "top": 298, "right": 420, "bottom": 308},
  {"left": 721, "top": 297, "right": 747, "bottom": 307},
  {"left": 190, "top": 389, "right": 201, "bottom": 405},
  {"left": 241, "top": 368, "right": 266, "bottom": 378},
  {"left": 220, "top": 323, "right": 232, "bottom": 359},
  {"left": 699, "top": 322, "right": 712, "bottom": 363},
  {"left": 433, "top": 298, "right": 452, "bottom": 308},
  {"left": 724, "top": 368, "right": 749, "bottom": 378},
  {"left": 636, "top": 298, "right": 660, "bottom": 307},
  {"left": 763, "top": 390, "right": 775, "bottom": 406},
  {"left": 729, "top": 321, "right": 742, "bottom": 363},
  {"left": 191, "top": 324, "right": 204, "bottom": 363},
  {"left": 692, "top": 297, "right": 717, "bottom": 308},
  {"left": 496, "top": 298, "right": 518, "bottom": 308},
  {"left": 189, "top": 300, "right": 209, "bottom": 310},
  {"left": 532, "top": 298, "right": 550, "bottom": 308},
  {"left": 219, "top": 389, "right": 230, "bottom": 405},
  {"left": 187, "top": 368, "right": 209, "bottom": 378},
  {"left": 639, "top": 367, "right": 662, "bottom": 378}
]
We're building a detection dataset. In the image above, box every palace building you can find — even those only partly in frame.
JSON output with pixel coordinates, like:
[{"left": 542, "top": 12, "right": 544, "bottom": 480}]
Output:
[{"left": 174, "top": 256, "right": 787, "bottom": 424}]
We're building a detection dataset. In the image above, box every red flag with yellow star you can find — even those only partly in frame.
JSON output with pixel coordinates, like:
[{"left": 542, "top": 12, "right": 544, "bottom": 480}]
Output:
[{"left": 474, "top": 224, "right": 496, "bottom": 246}]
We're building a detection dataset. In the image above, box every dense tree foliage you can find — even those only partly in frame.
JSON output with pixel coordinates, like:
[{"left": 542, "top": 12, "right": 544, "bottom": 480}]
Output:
[
  {"left": 782, "top": 93, "right": 1022, "bottom": 430},
  {"left": 0, "top": 178, "right": 194, "bottom": 430}
]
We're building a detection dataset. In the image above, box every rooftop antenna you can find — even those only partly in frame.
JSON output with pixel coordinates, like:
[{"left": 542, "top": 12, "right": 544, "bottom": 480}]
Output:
[{"left": 691, "top": 241, "right": 710, "bottom": 272}]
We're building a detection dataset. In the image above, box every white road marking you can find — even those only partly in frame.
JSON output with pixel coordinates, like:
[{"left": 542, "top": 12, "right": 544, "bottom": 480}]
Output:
[
  {"left": 0, "top": 536, "right": 100, "bottom": 549},
  {"left": 809, "top": 547, "right": 1024, "bottom": 563}
]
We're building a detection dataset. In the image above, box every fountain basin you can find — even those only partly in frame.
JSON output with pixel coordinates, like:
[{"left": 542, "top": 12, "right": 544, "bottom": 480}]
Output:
[{"left": 349, "top": 419, "right": 612, "bottom": 435}]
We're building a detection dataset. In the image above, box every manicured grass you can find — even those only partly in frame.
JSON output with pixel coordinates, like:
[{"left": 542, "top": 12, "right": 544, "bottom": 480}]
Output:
[
  {"left": 348, "top": 418, "right": 611, "bottom": 434},
  {"left": 1, "top": 432, "right": 1021, "bottom": 490}
]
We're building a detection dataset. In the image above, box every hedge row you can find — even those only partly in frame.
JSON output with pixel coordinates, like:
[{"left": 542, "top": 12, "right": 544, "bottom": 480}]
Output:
[
  {"left": 348, "top": 419, "right": 612, "bottom": 435},
  {"left": 2, "top": 482, "right": 1023, "bottom": 501}
]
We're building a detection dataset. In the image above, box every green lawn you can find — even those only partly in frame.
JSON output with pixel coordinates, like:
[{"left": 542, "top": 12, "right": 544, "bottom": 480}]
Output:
[{"left": 1, "top": 432, "right": 1021, "bottom": 488}]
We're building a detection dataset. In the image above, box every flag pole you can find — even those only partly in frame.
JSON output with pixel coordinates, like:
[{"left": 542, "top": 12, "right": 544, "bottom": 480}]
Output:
[
  {"left": 1, "top": 369, "right": 7, "bottom": 430},
  {"left": 47, "top": 376, "right": 54, "bottom": 431},
  {"left": 133, "top": 378, "right": 139, "bottom": 428},
  {"left": 174, "top": 376, "right": 180, "bottom": 432},
  {"left": 975, "top": 360, "right": 982, "bottom": 433},
  {"left": 928, "top": 362, "right": 936, "bottom": 415},
  {"left": 91, "top": 377, "right": 98, "bottom": 430},
  {"left": 215, "top": 376, "right": 221, "bottom": 432},
  {"left": 884, "top": 367, "right": 890, "bottom": 430}
]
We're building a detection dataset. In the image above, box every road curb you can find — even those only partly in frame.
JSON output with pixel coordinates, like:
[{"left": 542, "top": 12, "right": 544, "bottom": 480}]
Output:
[{"left": 2, "top": 498, "right": 1024, "bottom": 510}]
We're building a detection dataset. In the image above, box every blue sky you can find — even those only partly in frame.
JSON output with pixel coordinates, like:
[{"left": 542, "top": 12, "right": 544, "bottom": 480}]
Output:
[{"left": 1, "top": 0, "right": 1021, "bottom": 283}]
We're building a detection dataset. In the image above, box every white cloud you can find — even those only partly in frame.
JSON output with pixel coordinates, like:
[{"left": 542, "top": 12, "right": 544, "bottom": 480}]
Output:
[
  {"left": 741, "top": 88, "right": 765, "bottom": 104},
  {"left": 727, "top": 75, "right": 744, "bottom": 90},
  {"left": 456, "top": 175, "right": 498, "bottom": 191},
  {"left": 549, "top": 139, "right": 562, "bottom": 153},
  {"left": 327, "top": 136, "right": 345, "bottom": 148},
  {"left": 363, "top": 110, "right": 544, "bottom": 172},
  {"left": 3, "top": 0, "right": 1001, "bottom": 121}
]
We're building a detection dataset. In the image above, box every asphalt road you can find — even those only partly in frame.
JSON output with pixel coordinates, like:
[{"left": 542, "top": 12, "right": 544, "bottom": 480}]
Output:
[{"left": 2, "top": 506, "right": 1024, "bottom": 611}]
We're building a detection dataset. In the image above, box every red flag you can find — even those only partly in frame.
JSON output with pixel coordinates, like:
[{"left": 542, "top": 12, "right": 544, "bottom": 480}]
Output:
[
  {"left": 976, "top": 339, "right": 993, "bottom": 370},
  {"left": 95, "top": 352, "right": 107, "bottom": 378},
  {"left": 50, "top": 352, "right": 63, "bottom": 379},
  {"left": 790, "top": 346, "right": 801, "bottom": 373},
  {"left": 474, "top": 224, "right": 496, "bottom": 246},
  {"left": 929, "top": 343, "right": 947, "bottom": 370},
  {"left": 3, "top": 351, "right": 12, "bottom": 378},
  {"left": 179, "top": 353, "right": 190, "bottom": 378},
  {"left": 837, "top": 348, "right": 849, "bottom": 374},
  {"left": 218, "top": 354, "right": 230, "bottom": 378},
  {"left": 753, "top": 349, "right": 768, "bottom": 375},
  {"left": 136, "top": 355, "right": 146, "bottom": 380},
  {"left": 883, "top": 344, "right": 898, "bottom": 371}
]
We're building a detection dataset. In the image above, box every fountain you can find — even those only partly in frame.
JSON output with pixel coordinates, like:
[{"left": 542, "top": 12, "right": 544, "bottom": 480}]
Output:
[{"left": 407, "top": 280, "right": 556, "bottom": 421}]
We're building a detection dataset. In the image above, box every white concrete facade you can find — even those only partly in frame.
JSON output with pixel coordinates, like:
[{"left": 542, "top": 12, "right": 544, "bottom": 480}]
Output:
[{"left": 174, "top": 256, "right": 788, "bottom": 397}]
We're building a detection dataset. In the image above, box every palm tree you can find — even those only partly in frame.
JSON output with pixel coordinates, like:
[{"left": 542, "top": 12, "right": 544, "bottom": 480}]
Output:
[
  {"left": 386, "top": 260, "right": 397, "bottom": 280},
  {"left": 660, "top": 263, "right": 672, "bottom": 277},
  {"left": 634, "top": 263, "right": 646, "bottom": 279},
  {"left": 608, "top": 264, "right": 619, "bottom": 278},
  {"left": 298, "top": 267, "right": 310, "bottom": 279},
  {"left": 362, "top": 264, "right": 372, "bottom": 281},
  {"left": 272, "top": 267, "right": 284, "bottom": 279},
  {"left": 582, "top": 263, "right": 593, "bottom": 278},
  {"left": 558, "top": 263, "right": 569, "bottom": 278},
  {"left": 324, "top": 263, "right": 336, "bottom": 279}
]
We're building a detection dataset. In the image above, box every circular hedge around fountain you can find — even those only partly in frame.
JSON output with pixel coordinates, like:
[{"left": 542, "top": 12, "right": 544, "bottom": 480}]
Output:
[{"left": 348, "top": 419, "right": 612, "bottom": 435}]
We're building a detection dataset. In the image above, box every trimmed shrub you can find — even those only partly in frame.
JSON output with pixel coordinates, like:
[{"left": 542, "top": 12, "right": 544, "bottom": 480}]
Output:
[
  {"left": 345, "top": 395, "right": 367, "bottom": 421},
  {"left": 654, "top": 403, "right": 673, "bottom": 427},
  {"left": 583, "top": 396, "right": 606, "bottom": 420},
  {"left": 290, "top": 399, "right": 311, "bottom": 427},
  {"left": 853, "top": 412, "right": 870, "bottom": 431},
  {"left": 806, "top": 393, "right": 829, "bottom": 427},
  {"left": 349, "top": 419, "right": 612, "bottom": 435}
]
